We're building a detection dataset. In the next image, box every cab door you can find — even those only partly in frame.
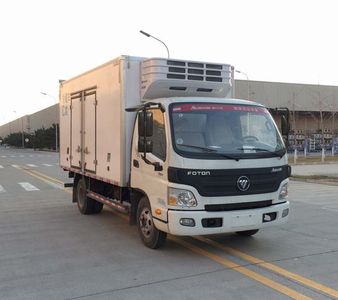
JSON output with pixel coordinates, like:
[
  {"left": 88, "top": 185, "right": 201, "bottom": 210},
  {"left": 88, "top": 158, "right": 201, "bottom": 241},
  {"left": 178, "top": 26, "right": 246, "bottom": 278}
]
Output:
[{"left": 131, "top": 108, "right": 169, "bottom": 224}]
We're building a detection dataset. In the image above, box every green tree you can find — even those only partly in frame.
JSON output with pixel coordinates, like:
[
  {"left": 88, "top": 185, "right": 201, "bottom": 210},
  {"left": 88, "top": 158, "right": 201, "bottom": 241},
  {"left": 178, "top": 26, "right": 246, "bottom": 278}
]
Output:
[{"left": 3, "top": 124, "right": 59, "bottom": 150}]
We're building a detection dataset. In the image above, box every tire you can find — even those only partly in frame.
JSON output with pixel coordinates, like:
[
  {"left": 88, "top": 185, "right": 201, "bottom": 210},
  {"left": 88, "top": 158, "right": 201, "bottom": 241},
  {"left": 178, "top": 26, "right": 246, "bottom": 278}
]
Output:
[
  {"left": 236, "top": 229, "right": 259, "bottom": 236},
  {"left": 93, "top": 201, "right": 103, "bottom": 214},
  {"left": 136, "top": 197, "right": 167, "bottom": 249},
  {"left": 76, "top": 177, "right": 102, "bottom": 215}
]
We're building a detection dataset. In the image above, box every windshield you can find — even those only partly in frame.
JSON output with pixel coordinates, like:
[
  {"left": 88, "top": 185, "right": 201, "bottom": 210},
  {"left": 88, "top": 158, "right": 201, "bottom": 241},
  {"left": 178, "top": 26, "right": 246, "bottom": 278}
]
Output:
[{"left": 170, "top": 103, "right": 285, "bottom": 159}]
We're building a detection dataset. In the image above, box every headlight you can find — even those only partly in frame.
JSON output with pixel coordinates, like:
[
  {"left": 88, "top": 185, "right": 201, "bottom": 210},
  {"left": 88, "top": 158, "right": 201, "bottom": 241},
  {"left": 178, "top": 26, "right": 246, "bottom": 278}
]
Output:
[
  {"left": 168, "top": 188, "right": 197, "bottom": 207},
  {"left": 279, "top": 182, "right": 288, "bottom": 200}
]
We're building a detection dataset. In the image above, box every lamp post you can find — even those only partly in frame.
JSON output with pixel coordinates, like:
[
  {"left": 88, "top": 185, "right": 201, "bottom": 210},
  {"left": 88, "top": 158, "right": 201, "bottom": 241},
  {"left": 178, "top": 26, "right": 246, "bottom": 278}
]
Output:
[
  {"left": 41, "top": 92, "right": 58, "bottom": 152},
  {"left": 140, "top": 30, "right": 170, "bottom": 58},
  {"left": 235, "top": 70, "right": 249, "bottom": 100}
]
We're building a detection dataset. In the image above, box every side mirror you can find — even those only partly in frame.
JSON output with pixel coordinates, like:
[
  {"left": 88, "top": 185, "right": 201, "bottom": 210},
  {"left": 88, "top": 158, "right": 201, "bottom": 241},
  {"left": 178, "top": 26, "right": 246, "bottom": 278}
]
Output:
[
  {"left": 281, "top": 115, "right": 289, "bottom": 136},
  {"left": 138, "top": 139, "right": 153, "bottom": 153},
  {"left": 138, "top": 111, "right": 153, "bottom": 137}
]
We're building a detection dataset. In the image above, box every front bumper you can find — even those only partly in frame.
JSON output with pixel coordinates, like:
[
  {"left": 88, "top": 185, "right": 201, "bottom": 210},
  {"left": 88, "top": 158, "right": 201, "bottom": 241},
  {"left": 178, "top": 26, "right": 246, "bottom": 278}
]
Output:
[{"left": 167, "top": 201, "right": 289, "bottom": 236}]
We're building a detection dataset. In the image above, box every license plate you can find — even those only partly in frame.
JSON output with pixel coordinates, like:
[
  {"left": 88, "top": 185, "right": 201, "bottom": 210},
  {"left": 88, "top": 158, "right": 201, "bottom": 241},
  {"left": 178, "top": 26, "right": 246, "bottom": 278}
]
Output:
[{"left": 232, "top": 213, "right": 258, "bottom": 227}]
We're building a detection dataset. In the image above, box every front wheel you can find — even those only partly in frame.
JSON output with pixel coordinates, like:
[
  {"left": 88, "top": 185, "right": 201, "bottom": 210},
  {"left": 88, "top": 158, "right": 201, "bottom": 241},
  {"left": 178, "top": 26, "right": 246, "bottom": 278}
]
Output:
[
  {"left": 136, "top": 197, "right": 167, "bottom": 249},
  {"left": 236, "top": 229, "right": 259, "bottom": 236}
]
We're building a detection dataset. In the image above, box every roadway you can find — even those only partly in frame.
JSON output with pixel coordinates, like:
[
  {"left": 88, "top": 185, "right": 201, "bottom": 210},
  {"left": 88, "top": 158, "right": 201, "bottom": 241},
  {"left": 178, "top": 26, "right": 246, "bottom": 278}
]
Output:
[{"left": 0, "top": 147, "right": 338, "bottom": 300}]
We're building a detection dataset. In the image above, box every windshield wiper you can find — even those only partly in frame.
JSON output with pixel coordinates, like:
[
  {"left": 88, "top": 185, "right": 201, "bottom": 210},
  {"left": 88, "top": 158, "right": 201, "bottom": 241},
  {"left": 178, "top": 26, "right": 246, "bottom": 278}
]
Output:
[
  {"left": 179, "top": 144, "right": 240, "bottom": 161},
  {"left": 237, "top": 147, "right": 286, "bottom": 158}
]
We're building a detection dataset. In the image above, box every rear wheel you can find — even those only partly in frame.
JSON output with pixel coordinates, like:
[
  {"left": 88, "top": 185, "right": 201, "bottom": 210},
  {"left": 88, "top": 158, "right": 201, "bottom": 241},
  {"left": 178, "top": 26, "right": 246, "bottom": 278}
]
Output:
[
  {"left": 93, "top": 201, "right": 103, "bottom": 214},
  {"left": 236, "top": 229, "right": 259, "bottom": 236},
  {"left": 136, "top": 197, "right": 166, "bottom": 249},
  {"left": 76, "top": 177, "right": 103, "bottom": 215}
]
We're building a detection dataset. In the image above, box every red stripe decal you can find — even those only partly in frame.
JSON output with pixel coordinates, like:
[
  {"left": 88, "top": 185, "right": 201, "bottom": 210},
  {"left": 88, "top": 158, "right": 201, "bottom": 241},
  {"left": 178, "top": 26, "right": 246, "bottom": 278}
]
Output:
[{"left": 172, "top": 104, "right": 267, "bottom": 114}]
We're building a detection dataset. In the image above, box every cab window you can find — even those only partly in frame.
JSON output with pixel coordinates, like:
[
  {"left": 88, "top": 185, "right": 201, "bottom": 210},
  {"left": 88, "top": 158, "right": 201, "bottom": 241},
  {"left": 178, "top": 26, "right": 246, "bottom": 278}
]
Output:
[{"left": 149, "top": 108, "right": 166, "bottom": 161}]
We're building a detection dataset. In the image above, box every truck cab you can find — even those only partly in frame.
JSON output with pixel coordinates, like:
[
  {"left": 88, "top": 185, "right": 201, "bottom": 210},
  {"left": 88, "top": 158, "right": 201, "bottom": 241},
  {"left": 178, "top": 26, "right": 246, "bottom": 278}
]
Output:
[{"left": 130, "top": 97, "right": 290, "bottom": 248}]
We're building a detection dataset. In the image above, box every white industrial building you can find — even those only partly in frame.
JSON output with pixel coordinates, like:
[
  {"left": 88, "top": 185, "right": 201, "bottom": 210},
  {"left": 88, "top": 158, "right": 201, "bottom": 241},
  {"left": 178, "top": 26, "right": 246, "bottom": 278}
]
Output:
[
  {"left": 0, "top": 105, "right": 59, "bottom": 138},
  {"left": 235, "top": 80, "right": 338, "bottom": 150}
]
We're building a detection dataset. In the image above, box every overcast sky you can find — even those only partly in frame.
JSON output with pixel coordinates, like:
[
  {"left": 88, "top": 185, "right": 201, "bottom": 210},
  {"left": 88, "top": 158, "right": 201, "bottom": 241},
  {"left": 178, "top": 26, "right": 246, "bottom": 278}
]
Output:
[{"left": 0, "top": 0, "right": 337, "bottom": 125}]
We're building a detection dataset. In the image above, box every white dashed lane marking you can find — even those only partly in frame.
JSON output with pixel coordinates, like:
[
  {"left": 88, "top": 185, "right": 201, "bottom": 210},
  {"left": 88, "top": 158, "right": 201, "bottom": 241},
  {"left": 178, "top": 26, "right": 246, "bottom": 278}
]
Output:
[
  {"left": 0, "top": 181, "right": 63, "bottom": 193},
  {"left": 18, "top": 182, "right": 40, "bottom": 191},
  {"left": 0, "top": 185, "right": 6, "bottom": 193},
  {"left": 26, "top": 164, "right": 37, "bottom": 168}
]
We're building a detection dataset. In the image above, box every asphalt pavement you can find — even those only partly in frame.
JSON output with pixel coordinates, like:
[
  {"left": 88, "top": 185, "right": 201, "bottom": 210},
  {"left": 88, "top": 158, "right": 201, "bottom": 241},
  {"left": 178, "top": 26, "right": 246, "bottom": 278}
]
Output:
[{"left": 1, "top": 147, "right": 338, "bottom": 300}]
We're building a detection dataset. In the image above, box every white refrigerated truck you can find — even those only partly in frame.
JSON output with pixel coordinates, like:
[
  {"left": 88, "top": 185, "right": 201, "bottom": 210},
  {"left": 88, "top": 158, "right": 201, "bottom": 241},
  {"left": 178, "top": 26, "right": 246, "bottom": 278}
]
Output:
[{"left": 60, "top": 55, "right": 290, "bottom": 248}]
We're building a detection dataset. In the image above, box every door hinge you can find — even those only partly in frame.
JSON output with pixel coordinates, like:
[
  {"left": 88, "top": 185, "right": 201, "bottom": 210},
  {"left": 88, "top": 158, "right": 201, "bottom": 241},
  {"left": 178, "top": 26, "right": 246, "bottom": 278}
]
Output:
[{"left": 94, "top": 159, "right": 98, "bottom": 165}]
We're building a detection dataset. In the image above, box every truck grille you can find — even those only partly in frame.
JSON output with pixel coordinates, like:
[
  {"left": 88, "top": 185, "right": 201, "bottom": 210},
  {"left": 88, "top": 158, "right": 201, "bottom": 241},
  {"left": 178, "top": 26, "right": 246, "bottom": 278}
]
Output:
[
  {"left": 205, "top": 200, "right": 273, "bottom": 212},
  {"left": 168, "top": 166, "right": 289, "bottom": 197}
]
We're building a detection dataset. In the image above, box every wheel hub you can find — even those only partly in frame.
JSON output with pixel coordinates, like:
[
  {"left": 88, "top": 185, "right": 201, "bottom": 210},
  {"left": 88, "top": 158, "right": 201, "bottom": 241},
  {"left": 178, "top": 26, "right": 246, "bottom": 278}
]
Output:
[
  {"left": 78, "top": 184, "right": 85, "bottom": 207},
  {"left": 139, "top": 208, "right": 153, "bottom": 238}
]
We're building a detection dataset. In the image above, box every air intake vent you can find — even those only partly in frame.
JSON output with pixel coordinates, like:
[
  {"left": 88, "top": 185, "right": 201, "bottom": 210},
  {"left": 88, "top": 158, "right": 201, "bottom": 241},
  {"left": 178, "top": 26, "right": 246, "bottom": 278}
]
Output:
[
  {"left": 170, "top": 87, "right": 187, "bottom": 91},
  {"left": 168, "top": 67, "right": 185, "bottom": 73},
  {"left": 141, "top": 58, "right": 233, "bottom": 100},
  {"left": 165, "top": 60, "right": 224, "bottom": 83},
  {"left": 167, "top": 60, "right": 185, "bottom": 66}
]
